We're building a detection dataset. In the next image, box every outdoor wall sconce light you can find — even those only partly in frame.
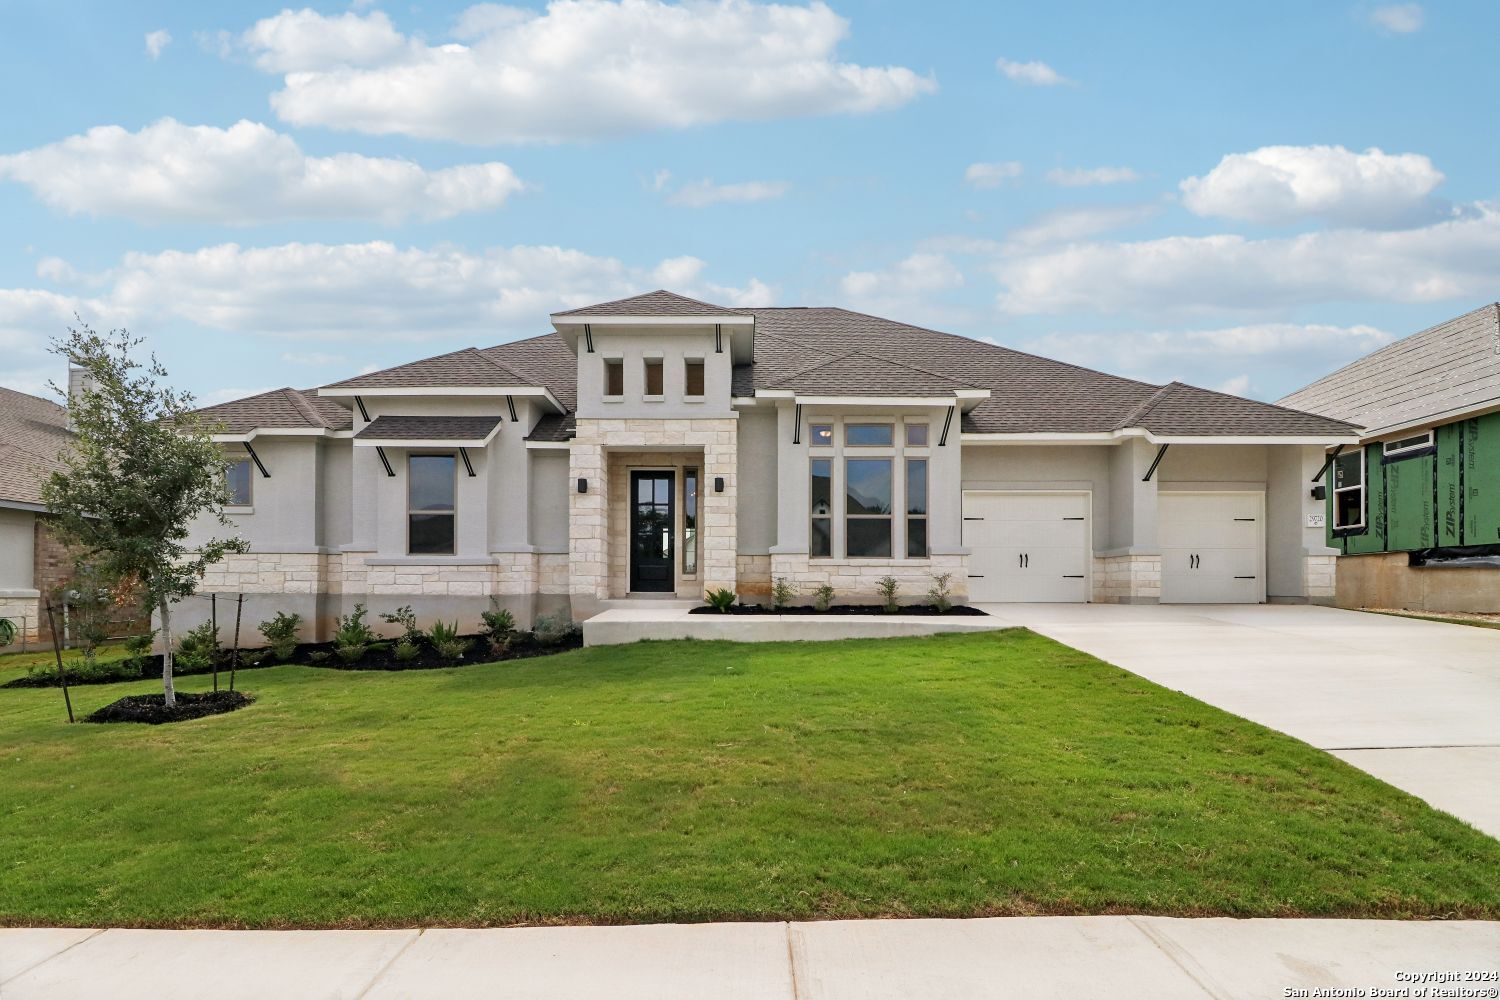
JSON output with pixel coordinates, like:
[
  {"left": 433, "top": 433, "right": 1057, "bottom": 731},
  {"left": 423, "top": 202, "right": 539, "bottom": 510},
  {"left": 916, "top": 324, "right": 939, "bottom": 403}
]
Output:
[
  {"left": 577, "top": 478, "right": 588, "bottom": 494},
  {"left": 1310, "top": 485, "right": 1326, "bottom": 501},
  {"left": 714, "top": 477, "right": 725, "bottom": 493}
]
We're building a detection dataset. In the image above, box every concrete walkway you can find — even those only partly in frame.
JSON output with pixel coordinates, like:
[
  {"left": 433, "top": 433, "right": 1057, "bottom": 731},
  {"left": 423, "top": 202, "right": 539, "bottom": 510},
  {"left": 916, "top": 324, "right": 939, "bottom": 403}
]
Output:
[
  {"left": 982, "top": 603, "right": 1500, "bottom": 837},
  {"left": 583, "top": 605, "right": 1005, "bottom": 646},
  {"left": 4, "top": 917, "right": 1497, "bottom": 999}
]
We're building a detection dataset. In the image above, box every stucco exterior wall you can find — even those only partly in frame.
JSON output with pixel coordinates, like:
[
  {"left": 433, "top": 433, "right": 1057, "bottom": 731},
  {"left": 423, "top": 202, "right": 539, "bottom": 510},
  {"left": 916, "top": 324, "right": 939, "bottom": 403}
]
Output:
[
  {"left": 575, "top": 330, "right": 733, "bottom": 420},
  {"left": 528, "top": 449, "right": 571, "bottom": 552},
  {"left": 960, "top": 445, "right": 1113, "bottom": 550},
  {"left": 0, "top": 507, "right": 35, "bottom": 591},
  {"left": 736, "top": 408, "right": 778, "bottom": 554}
]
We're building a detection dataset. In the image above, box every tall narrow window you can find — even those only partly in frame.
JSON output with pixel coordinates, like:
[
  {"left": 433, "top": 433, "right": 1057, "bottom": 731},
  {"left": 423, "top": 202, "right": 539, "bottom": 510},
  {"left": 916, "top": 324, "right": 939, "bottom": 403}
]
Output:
[
  {"left": 810, "top": 459, "right": 833, "bottom": 558},
  {"left": 845, "top": 458, "right": 892, "bottom": 557},
  {"left": 906, "top": 458, "right": 928, "bottom": 557},
  {"left": 409, "top": 454, "right": 457, "bottom": 554},
  {"left": 684, "top": 360, "right": 705, "bottom": 397},
  {"left": 1332, "top": 449, "right": 1364, "bottom": 530},
  {"left": 644, "top": 359, "right": 664, "bottom": 396},
  {"left": 226, "top": 457, "right": 253, "bottom": 506},
  {"left": 683, "top": 467, "right": 699, "bottom": 574},
  {"left": 604, "top": 359, "right": 624, "bottom": 397}
]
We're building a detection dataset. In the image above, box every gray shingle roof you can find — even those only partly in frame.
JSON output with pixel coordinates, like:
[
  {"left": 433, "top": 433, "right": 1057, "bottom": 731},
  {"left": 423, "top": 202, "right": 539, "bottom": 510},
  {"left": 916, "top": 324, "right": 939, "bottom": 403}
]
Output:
[
  {"left": 355, "top": 415, "right": 502, "bottom": 442},
  {"left": 1277, "top": 303, "right": 1500, "bottom": 435},
  {"left": 1122, "top": 382, "right": 1359, "bottom": 436},
  {"left": 0, "top": 387, "right": 71, "bottom": 507},
  {"left": 478, "top": 333, "right": 578, "bottom": 412},
  {"left": 764, "top": 350, "right": 971, "bottom": 396},
  {"left": 553, "top": 289, "right": 746, "bottom": 318},
  {"left": 525, "top": 412, "right": 576, "bottom": 443},
  {"left": 323, "top": 347, "right": 530, "bottom": 391},
  {"left": 191, "top": 387, "right": 352, "bottom": 435}
]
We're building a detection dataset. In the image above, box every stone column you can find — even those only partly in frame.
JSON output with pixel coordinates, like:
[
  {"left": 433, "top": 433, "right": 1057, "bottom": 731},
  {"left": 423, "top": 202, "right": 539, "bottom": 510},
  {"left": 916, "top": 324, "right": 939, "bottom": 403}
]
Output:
[{"left": 568, "top": 420, "right": 609, "bottom": 608}]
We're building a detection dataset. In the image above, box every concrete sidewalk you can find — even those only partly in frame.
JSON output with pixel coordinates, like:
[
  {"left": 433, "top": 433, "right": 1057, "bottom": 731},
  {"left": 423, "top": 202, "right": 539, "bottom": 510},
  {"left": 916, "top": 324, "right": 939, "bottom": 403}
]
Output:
[{"left": 3, "top": 917, "right": 1497, "bottom": 999}]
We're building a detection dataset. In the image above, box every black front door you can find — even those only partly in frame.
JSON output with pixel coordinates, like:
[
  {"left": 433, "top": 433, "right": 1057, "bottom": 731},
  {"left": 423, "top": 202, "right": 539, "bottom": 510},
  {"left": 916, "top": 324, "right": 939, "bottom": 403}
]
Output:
[{"left": 629, "top": 471, "right": 675, "bottom": 592}]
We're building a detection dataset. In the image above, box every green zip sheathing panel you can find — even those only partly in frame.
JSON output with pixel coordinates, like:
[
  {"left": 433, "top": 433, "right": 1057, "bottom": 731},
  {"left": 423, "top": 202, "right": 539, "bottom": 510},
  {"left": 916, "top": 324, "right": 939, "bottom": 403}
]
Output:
[
  {"left": 1385, "top": 451, "right": 1434, "bottom": 551},
  {"left": 1438, "top": 423, "right": 1462, "bottom": 545},
  {"left": 1467, "top": 410, "right": 1500, "bottom": 545}
]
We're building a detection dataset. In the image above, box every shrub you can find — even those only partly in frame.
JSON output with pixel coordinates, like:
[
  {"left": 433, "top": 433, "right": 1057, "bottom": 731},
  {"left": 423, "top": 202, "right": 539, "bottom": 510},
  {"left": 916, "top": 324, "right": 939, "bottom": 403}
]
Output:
[
  {"left": 123, "top": 631, "right": 156, "bottom": 672},
  {"left": 429, "top": 620, "right": 471, "bottom": 660},
  {"left": 307, "top": 650, "right": 331, "bottom": 664},
  {"left": 239, "top": 649, "right": 268, "bottom": 668},
  {"left": 480, "top": 603, "right": 517, "bottom": 655},
  {"left": 813, "top": 584, "right": 835, "bottom": 613},
  {"left": 332, "top": 603, "right": 380, "bottom": 664},
  {"left": 379, "top": 605, "right": 425, "bottom": 645},
  {"left": 258, "top": 611, "right": 303, "bottom": 662},
  {"left": 533, "top": 612, "right": 580, "bottom": 647},
  {"left": 392, "top": 638, "right": 420, "bottom": 662},
  {"left": 0, "top": 617, "right": 15, "bottom": 648},
  {"left": 771, "top": 577, "right": 793, "bottom": 611},
  {"left": 927, "top": 572, "right": 954, "bottom": 614},
  {"left": 176, "top": 620, "right": 220, "bottom": 671},
  {"left": 705, "top": 588, "right": 737, "bottom": 613},
  {"left": 876, "top": 576, "right": 900, "bottom": 614},
  {"left": 27, "top": 656, "right": 138, "bottom": 685}
]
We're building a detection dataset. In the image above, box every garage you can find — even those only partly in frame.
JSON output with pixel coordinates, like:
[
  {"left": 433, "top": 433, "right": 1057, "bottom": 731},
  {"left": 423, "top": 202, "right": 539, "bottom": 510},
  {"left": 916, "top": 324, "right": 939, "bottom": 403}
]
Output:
[
  {"left": 1158, "top": 491, "right": 1265, "bottom": 603},
  {"left": 962, "top": 491, "right": 1090, "bottom": 602}
]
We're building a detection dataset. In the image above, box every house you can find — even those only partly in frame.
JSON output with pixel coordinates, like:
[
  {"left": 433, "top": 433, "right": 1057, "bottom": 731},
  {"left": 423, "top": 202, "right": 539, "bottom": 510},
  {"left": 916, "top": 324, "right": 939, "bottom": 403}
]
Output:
[
  {"left": 0, "top": 384, "right": 76, "bottom": 645},
  {"left": 1279, "top": 303, "right": 1500, "bottom": 613},
  {"left": 182, "top": 290, "right": 1359, "bottom": 639}
]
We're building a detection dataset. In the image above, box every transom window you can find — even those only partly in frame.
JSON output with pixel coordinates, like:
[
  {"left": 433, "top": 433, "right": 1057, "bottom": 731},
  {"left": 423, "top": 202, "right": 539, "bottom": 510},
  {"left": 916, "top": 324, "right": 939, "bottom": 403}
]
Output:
[
  {"left": 845, "top": 423, "right": 893, "bottom": 447},
  {"left": 809, "top": 424, "right": 833, "bottom": 446},
  {"left": 1383, "top": 430, "right": 1434, "bottom": 458},
  {"left": 226, "top": 457, "right": 252, "bottom": 506},
  {"left": 409, "top": 454, "right": 457, "bottom": 555},
  {"left": 1332, "top": 449, "right": 1364, "bottom": 531},
  {"left": 905, "top": 423, "right": 929, "bottom": 447}
]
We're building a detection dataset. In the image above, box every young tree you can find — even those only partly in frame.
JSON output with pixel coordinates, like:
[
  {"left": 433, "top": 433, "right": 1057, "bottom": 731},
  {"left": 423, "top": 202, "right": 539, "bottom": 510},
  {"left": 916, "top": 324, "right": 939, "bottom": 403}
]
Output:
[{"left": 41, "top": 324, "right": 246, "bottom": 707}]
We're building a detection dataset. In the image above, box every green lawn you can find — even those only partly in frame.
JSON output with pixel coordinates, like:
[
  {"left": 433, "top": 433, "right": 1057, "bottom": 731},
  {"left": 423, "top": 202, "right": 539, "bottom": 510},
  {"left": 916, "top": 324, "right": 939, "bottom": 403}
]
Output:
[{"left": 2, "top": 630, "right": 1497, "bottom": 928}]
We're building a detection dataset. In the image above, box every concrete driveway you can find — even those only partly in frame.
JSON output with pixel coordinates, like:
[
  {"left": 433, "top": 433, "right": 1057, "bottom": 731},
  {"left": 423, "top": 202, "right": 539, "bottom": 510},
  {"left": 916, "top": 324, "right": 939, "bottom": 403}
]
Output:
[{"left": 978, "top": 603, "right": 1500, "bottom": 838}]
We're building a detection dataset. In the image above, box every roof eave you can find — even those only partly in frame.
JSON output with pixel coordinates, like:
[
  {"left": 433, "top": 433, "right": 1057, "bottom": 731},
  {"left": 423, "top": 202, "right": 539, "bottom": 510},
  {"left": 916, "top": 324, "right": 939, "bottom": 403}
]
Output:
[
  {"left": 209, "top": 428, "right": 353, "bottom": 443},
  {"left": 317, "top": 385, "right": 564, "bottom": 412}
]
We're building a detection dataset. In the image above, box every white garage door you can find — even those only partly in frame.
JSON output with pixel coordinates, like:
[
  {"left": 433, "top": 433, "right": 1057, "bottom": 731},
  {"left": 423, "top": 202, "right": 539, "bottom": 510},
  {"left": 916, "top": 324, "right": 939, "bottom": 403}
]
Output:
[
  {"left": 962, "top": 491, "right": 1090, "bottom": 602},
  {"left": 1159, "top": 492, "right": 1265, "bottom": 604}
]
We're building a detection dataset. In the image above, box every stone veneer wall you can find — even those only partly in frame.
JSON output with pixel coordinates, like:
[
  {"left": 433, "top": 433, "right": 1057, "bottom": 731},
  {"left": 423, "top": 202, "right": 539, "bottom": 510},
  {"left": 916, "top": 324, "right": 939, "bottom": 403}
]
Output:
[
  {"left": 735, "top": 554, "right": 772, "bottom": 598},
  {"left": 605, "top": 450, "right": 707, "bottom": 599},
  {"left": 767, "top": 553, "right": 967, "bottom": 606},
  {"left": 0, "top": 595, "right": 40, "bottom": 645},
  {"left": 569, "top": 418, "right": 737, "bottom": 605},
  {"left": 1092, "top": 554, "right": 1162, "bottom": 604},
  {"left": 1303, "top": 554, "right": 1336, "bottom": 604}
]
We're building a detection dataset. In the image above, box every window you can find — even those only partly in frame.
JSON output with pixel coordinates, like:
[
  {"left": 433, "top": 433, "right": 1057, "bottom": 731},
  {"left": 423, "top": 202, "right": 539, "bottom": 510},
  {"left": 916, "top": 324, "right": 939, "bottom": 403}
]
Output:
[
  {"left": 604, "top": 359, "right": 624, "bottom": 397},
  {"left": 644, "top": 359, "right": 664, "bottom": 396},
  {"left": 845, "top": 423, "right": 893, "bottom": 447},
  {"left": 845, "top": 458, "right": 892, "bottom": 557},
  {"left": 906, "top": 458, "right": 927, "bottom": 557},
  {"left": 905, "top": 423, "right": 929, "bottom": 447},
  {"left": 684, "top": 360, "right": 705, "bottom": 397},
  {"left": 683, "top": 467, "right": 699, "bottom": 574},
  {"left": 408, "top": 454, "right": 457, "bottom": 555},
  {"left": 810, "top": 459, "right": 832, "bottom": 558},
  {"left": 226, "top": 457, "right": 252, "bottom": 506},
  {"left": 809, "top": 424, "right": 833, "bottom": 446},
  {"left": 1383, "top": 430, "right": 1434, "bottom": 458},
  {"left": 1332, "top": 449, "right": 1364, "bottom": 531}
]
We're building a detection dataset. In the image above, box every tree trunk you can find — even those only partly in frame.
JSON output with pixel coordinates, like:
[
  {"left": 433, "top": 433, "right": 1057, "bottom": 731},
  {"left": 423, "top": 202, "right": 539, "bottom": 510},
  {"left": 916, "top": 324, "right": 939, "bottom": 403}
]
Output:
[{"left": 157, "top": 596, "right": 176, "bottom": 708}]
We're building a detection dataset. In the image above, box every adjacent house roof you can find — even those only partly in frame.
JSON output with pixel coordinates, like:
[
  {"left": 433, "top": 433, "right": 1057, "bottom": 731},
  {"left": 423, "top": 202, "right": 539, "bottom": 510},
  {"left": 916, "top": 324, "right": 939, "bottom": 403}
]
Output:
[
  {"left": 194, "top": 294, "right": 1357, "bottom": 443},
  {"left": 355, "top": 415, "right": 502, "bottom": 444},
  {"left": 191, "top": 387, "right": 352, "bottom": 435},
  {"left": 1277, "top": 303, "right": 1500, "bottom": 436},
  {"left": 0, "top": 387, "right": 71, "bottom": 508},
  {"left": 553, "top": 290, "right": 748, "bottom": 318}
]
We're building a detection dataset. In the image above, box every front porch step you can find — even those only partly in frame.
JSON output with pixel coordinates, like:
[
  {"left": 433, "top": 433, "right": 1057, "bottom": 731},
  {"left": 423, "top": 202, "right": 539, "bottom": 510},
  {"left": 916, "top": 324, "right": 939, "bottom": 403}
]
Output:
[{"left": 596, "top": 597, "right": 702, "bottom": 612}]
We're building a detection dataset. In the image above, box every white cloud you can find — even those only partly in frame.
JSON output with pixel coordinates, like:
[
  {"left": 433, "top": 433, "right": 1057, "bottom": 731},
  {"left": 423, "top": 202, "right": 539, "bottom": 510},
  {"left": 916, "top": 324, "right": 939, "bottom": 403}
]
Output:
[
  {"left": 8, "top": 241, "right": 771, "bottom": 342},
  {"left": 0, "top": 118, "right": 525, "bottom": 224},
  {"left": 238, "top": 2, "right": 937, "bottom": 143},
  {"left": 1370, "top": 3, "right": 1423, "bottom": 33},
  {"left": 1019, "top": 323, "right": 1396, "bottom": 400},
  {"left": 1006, "top": 203, "right": 1161, "bottom": 246},
  {"left": 1045, "top": 165, "right": 1141, "bottom": 187},
  {"left": 145, "top": 29, "right": 172, "bottom": 60},
  {"left": 995, "top": 57, "right": 1071, "bottom": 86},
  {"left": 0, "top": 289, "right": 108, "bottom": 397},
  {"left": 964, "top": 161, "right": 1023, "bottom": 189},
  {"left": 841, "top": 252, "right": 964, "bottom": 300},
  {"left": 664, "top": 178, "right": 790, "bottom": 207},
  {"left": 1180, "top": 144, "right": 1445, "bottom": 228},
  {"left": 993, "top": 204, "right": 1500, "bottom": 316},
  {"left": 279, "top": 351, "right": 348, "bottom": 366}
]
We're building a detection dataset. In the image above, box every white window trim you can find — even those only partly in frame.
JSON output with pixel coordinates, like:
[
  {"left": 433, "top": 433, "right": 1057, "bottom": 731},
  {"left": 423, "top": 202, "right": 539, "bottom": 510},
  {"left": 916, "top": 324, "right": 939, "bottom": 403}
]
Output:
[
  {"left": 804, "top": 414, "right": 933, "bottom": 561},
  {"left": 407, "top": 453, "right": 458, "bottom": 556},
  {"left": 1332, "top": 446, "right": 1365, "bottom": 531},
  {"left": 226, "top": 455, "right": 254, "bottom": 507},
  {"left": 602, "top": 357, "right": 625, "bottom": 401},
  {"left": 1382, "top": 430, "right": 1434, "bottom": 458}
]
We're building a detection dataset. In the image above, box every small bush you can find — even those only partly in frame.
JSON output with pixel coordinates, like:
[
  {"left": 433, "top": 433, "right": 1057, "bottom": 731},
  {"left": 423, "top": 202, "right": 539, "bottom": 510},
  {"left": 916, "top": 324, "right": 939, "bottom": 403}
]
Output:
[
  {"left": 480, "top": 603, "right": 516, "bottom": 655},
  {"left": 813, "top": 584, "right": 835, "bottom": 612},
  {"left": 533, "top": 612, "right": 580, "bottom": 647},
  {"left": 176, "top": 620, "right": 220, "bottom": 671},
  {"left": 239, "top": 649, "right": 268, "bottom": 668},
  {"left": 379, "top": 605, "right": 425, "bottom": 645},
  {"left": 306, "top": 650, "right": 331, "bottom": 664},
  {"left": 123, "top": 630, "right": 156, "bottom": 672},
  {"left": 0, "top": 617, "right": 16, "bottom": 648},
  {"left": 876, "top": 576, "right": 900, "bottom": 614},
  {"left": 705, "top": 588, "right": 737, "bottom": 613},
  {"left": 334, "top": 603, "right": 377, "bottom": 648},
  {"left": 771, "top": 577, "right": 793, "bottom": 611},
  {"left": 429, "top": 620, "right": 471, "bottom": 660},
  {"left": 333, "top": 644, "right": 367, "bottom": 664},
  {"left": 258, "top": 611, "right": 302, "bottom": 662},
  {"left": 392, "top": 639, "right": 420, "bottom": 662},
  {"left": 927, "top": 572, "right": 954, "bottom": 614},
  {"left": 27, "top": 656, "right": 139, "bottom": 685}
]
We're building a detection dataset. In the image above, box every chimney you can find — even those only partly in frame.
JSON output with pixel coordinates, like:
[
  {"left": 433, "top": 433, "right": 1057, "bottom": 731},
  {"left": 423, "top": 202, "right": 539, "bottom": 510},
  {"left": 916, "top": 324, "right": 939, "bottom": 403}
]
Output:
[{"left": 67, "top": 365, "right": 95, "bottom": 433}]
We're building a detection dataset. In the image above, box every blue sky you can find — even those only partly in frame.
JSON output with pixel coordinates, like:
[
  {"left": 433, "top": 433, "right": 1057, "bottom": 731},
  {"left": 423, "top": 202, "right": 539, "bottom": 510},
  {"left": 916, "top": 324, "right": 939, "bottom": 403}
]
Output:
[{"left": 3, "top": 0, "right": 1497, "bottom": 406}]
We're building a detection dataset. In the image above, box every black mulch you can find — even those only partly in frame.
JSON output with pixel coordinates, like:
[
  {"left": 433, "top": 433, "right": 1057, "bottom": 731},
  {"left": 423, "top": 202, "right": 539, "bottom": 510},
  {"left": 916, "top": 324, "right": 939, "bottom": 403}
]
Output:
[
  {"left": 690, "top": 603, "right": 989, "bottom": 617},
  {"left": 83, "top": 690, "right": 254, "bottom": 725}
]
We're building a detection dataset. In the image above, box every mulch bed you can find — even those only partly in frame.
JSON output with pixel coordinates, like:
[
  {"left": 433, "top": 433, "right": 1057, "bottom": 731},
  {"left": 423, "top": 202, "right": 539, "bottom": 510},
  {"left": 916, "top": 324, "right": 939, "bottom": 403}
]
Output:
[
  {"left": 83, "top": 690, "right": 254, "bottom": 725},
  {"left": 690, "top": 604, "right": 989, "bottom": 617}
]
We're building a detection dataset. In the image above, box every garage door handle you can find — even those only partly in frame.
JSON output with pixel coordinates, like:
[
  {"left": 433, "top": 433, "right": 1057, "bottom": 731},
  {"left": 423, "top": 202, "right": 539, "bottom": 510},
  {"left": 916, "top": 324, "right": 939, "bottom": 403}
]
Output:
[
  {"left": 963, "top": 517, "right": 984, "bottom": 521},
  {"left": 968, "top": 575, "right": 984, "bottom": 579},
  {"left": 1233, "top": 517, "right": 1256, "bottom": 521},
  {"left": 1062, "top": 574, "right": 1084, "bottom": 579},
  {"left": 1062, "top": 517, "right": 1085, "bottom": 521},
  {"left": 1234, "top": 575, "right": 1256, "bottom": 579}
]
